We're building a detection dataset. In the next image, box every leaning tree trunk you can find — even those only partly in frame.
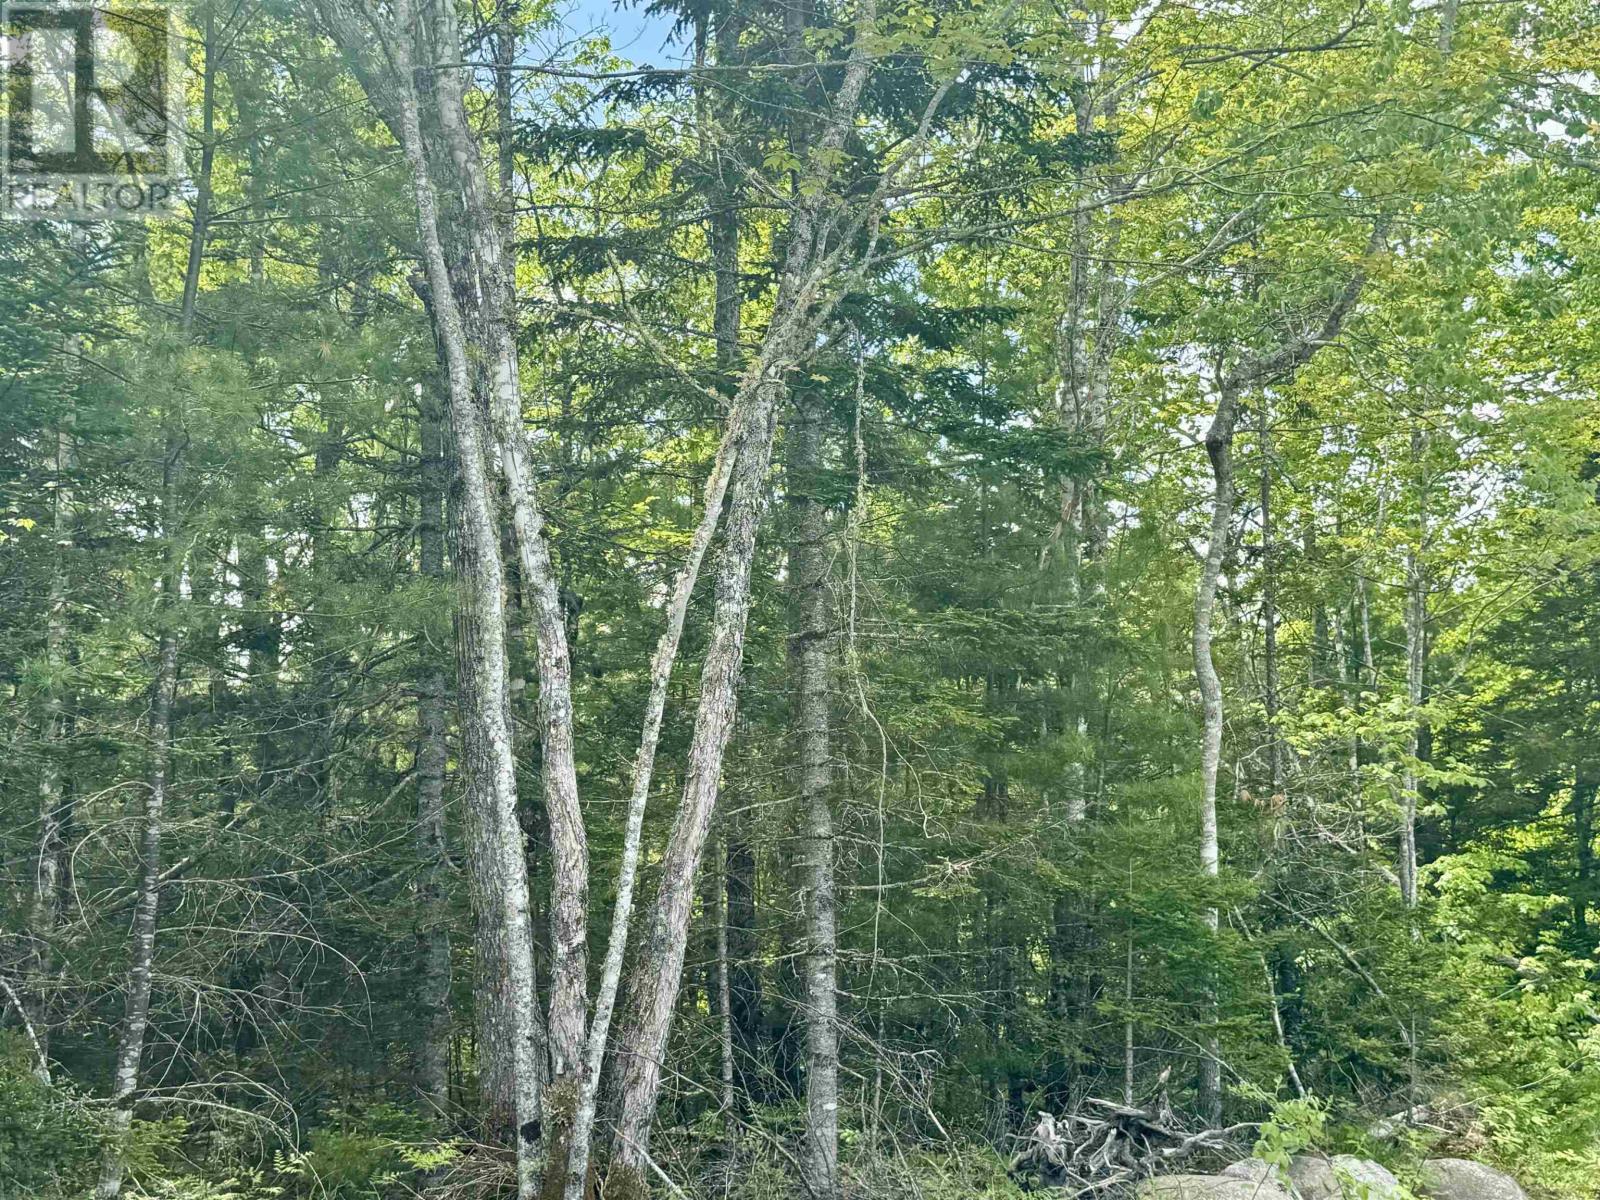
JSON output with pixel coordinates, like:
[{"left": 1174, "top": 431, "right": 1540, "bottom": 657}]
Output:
[
  {"left": 609, "top": 379, "right": 784, "bottom": 1195},
  {"left": 789, "top": 389, "right": 839, "bottom": 1200},
  {"left": 598, "top": 4, "right": 888, "bottom": 1183}
]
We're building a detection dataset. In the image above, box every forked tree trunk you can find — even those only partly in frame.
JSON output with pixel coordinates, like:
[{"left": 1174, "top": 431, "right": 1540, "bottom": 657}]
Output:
[
  {"left": 599, "top": 2, "right": 890, "bottom": 1184},
  {"left": 1189, "top": 229, "right": 1381, "bottom": 1126},
  {"left": 380, "top": 9, "right": 544, "bottom": 1191},
  {"left": 609, "top": 379, "right": 785, "bottom": 1190},
  {"left": 422, "top": 0, "right": 589, "bottom": 1097}
]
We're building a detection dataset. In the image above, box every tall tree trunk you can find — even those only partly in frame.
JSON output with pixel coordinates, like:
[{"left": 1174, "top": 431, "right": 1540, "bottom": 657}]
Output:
[
  {"left": 1399, "top": 554, "right": 1425, "bottom": 910},
  {"left": 414, "top": 380, "right": 453, "bottom": 1112},
  {"left": 1332, "top": 609, "right": 1362, "bottom": 811},
  {"left": 789, "top": 390, "right": 839, "bottom": 1200},
  {"left": 1190, "top": 230, "right": 1381, "bottom": 1123},
  {"left": 422, "top": 0, "right": 589, "bottom": 1093},
  {"left": 1258, "top": 406, "right": 1283, "bottom": 798},
  {"left": 597, "top": 3, "right": 886, "bottom": 1179},
  {"left": 95, "top": 13, "right": 214, "bottom": 1190},
  {"left": 1400, "top": 430, "right": 1428, "bottom": 911},
  {"left": 610, "top": 379, "right": 784, "bottom": 1191},
  {"left": 304, "top": 401, "right": 346, "bottom": 814},
  {"left": 379, "top": 10, "right": 545, "bottom": 1191},
  {"left": 1193, "top": 381, "right": 1238, "bottom": 1129},
  {"left": 1122, "top": 925, "right": 1136, "bottom": 1107},
  {"left": 28, "top": 409, "right": 73, "bottom": 1059},
  {"left": 726, "top": 811, "right": 761, "bottom": 1095},
  {"left": 94, "top": 628, "right": 178, "bottom": 1200},
  {"left": 716, "top": 837, "right": 737, "bottom": 1139}
]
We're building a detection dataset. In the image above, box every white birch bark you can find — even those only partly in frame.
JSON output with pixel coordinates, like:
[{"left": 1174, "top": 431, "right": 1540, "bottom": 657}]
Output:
[
  {"left": 1191, "top": 230, "right": 1383, "bottom": 1126},
  {"left": 1193, "top": 381, "right": 1237, "bottom": 1130},
  {"left": 1400, "top": 528, "right": 1426, "bottom": 909}
]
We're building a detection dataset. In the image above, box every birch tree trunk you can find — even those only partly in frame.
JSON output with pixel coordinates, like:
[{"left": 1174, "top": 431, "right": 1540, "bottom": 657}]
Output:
[
  {"left": 1258, "top": 407, "right": 1283, "bottom": 798},
  {"left": 1190, "top": 227, "right": 1382, "bottom": 1127},
  {"left": 1399, "top": 428, "right": 1428, "bottom": 911},
  {"left": 94, "top": 618, "right": 178, "bottom": 1200},
  {"left": 789, "top": 390, "right": 839, "bottom": 1200},
  {"left": 1400, "top": 541, "right": 1425, "bottom": 910},
  {"left": 1193, "top": 382, "right": 1238, "bottom": 1130}
]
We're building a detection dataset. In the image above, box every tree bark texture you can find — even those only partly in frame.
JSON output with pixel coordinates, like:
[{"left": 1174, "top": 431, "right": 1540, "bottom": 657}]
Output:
[
  {"left": 1193, "top": 382, "right": 1237, "bottom": 1130},
  {"left": 373, "top": 9, "right": 545, "bottom": 1190},
  {"left": 790, "top": 390, "right": 839, "bottom": 1200},
  {"left": 414, "top": 379, "right": 453, "bottom": 1112},
  {"left": 610, "top": 379, "right": 784, "bottom": 1179},
  {"left": 418, "top": 0, "right": 589, "bottom": 1091}
]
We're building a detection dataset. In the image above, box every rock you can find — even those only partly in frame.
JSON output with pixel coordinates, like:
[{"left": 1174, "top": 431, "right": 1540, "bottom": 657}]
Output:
[
  {"left": 1288, "top": 1155, "right": 1403, "bottom": 1200},
  {"left": 1221, "top": 1159, "right": 1289, "bottom": 1187},
  {"left": 1418, "top": 1159, "right": 1528, "bottom": 1200},
  {"left": 1137, "top": 1175, "right": 1294, "bottom": 1200}
]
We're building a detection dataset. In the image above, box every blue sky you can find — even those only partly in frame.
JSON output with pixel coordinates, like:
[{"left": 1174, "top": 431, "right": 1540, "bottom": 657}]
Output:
[{"left": 557, "top": 0, "right": 686, "bottom": 64}]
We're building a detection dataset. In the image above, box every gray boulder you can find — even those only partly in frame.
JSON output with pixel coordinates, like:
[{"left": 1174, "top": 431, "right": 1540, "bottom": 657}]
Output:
[
  {"left": 1418, "top": 1159, "right": 1527, "bottom": 1200},
  {"left": 1288, "top": 1155, "right": 1403, "bottom": 1200},
  {"left": 1221, "top": 1159, "right": 1293, "bottom": 1188},
  {"left": 1137, "top": 1175, "right": 1294, "bottom": 1200}
]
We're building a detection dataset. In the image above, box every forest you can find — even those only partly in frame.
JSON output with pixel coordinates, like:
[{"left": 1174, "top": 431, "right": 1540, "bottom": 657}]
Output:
[{"left": 2, "top": 0, "right": 1599, "bottom": 1198}]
